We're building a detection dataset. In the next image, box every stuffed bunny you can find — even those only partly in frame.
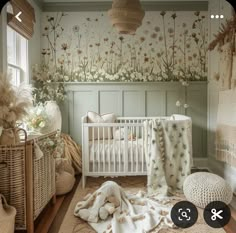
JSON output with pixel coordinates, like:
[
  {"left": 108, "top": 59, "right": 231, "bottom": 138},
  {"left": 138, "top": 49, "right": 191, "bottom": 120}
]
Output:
[
  {"left": 74, "top": 181, "right": 125, "bottom": 223},
  {"left": 99, "top": 202, "right": 116, "bottom": 220}
]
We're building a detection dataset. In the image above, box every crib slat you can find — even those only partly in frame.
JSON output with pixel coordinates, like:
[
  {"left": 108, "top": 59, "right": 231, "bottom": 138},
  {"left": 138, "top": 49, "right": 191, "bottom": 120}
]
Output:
[
  {"left": 119, "top": 126, "right": 121, "bottom": 172},
  {"left": 137, "top": 124, "right": 140, "bottom": 141},
  {"left": 108, "top": 127, "right": 111, "bottom": 173},
  {"left": 103, "top": 127, "right": 105, "bottom": 172},
  {"left": 142, "top": 126, "right": 144, "bottom": 172},
  {"left": 84, "top": 125, "right": 89, "bottom": 178},
  {"left": 136, "top": 126, "right": 138, "bottom": 172},
  {"left": 124, "top": 126, "right": 128, "bottom": 173},
  {"left": 131, "top": 126, "right": 133, "bottom": 172},
  {"left": 93, "top": 127, "right": 95, "bottom": 172},
  {"left": 98, "top": 127, "right": 100, "bottom": 172},
  {"left": 113, "top": 129, "right": 115, "bottom": 172}
]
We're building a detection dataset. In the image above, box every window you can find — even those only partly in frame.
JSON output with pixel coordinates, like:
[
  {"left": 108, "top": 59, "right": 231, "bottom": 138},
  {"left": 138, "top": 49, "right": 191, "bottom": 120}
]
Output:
[{"left": 7, "top": 26, "right": 28, "bottom": 86}]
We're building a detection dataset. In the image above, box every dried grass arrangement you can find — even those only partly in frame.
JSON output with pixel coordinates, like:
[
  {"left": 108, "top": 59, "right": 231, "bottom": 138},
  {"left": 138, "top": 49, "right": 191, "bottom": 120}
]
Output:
[
  {"left": 0, "top": 73, "right": 33, "bottom": 145},
  {"left": 208, "top": 13, "right": 236, "bottom": 51},
  {"left": 61, "top": 133, "right": 82, "bottom": 173}
]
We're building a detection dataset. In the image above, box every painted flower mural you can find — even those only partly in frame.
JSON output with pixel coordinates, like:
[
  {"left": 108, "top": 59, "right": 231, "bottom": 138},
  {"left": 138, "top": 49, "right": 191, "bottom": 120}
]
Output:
[{"left": 41, "top": 11, "right": 208, "bottom": 82}]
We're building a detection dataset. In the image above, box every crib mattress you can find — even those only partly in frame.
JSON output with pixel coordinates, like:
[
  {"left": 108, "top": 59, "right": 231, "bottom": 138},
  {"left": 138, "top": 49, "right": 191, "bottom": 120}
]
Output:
[{"left": 89, "top": 138, "right": 145, "bottom": 163}]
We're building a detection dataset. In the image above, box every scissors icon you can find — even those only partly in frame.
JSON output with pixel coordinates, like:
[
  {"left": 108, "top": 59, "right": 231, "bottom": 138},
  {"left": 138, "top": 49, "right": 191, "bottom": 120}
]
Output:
[{"left": 211, "top": 208, "right": 223, "bottom": 221}]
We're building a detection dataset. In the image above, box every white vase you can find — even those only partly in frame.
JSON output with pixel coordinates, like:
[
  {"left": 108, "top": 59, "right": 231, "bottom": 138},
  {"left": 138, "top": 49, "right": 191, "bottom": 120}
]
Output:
[{"left": 42, "top": 101, "right": 62, "bottom": 134}]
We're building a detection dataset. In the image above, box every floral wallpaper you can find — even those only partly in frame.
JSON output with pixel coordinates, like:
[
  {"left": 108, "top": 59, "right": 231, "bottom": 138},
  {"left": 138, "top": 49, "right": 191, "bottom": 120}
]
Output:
[{"left": 41, "top": 11, "right": 208, "bottom": 82}]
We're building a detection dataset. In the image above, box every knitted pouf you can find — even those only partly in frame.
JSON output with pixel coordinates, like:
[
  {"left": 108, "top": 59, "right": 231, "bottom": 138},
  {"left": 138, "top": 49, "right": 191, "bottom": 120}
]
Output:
[{"left": 183, "top": 172, "right": 233, "bottom": 208}]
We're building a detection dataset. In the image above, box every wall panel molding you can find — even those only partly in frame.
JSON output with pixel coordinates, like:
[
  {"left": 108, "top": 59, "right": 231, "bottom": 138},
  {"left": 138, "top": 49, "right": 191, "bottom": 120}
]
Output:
[
  {"left": 33, "top": 0, "right": 43, "bottom": 9},
  {"left": 61, "top": 81, "right": 207, "bottom": 159}
]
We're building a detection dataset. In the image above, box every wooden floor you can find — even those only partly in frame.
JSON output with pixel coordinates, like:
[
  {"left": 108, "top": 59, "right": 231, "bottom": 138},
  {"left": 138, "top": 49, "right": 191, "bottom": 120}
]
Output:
[{"left": 22, "top": 175, "right": 236, "bottom": 233}]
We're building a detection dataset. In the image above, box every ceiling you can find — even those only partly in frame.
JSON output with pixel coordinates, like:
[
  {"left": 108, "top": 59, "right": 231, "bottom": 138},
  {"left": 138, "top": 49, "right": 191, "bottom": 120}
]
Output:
[
  {"left": 33, "top": 0, "right": 209, "bottom": 12},
  {"left": 38, "top": 0, "right": 201, "bottom": 2}
]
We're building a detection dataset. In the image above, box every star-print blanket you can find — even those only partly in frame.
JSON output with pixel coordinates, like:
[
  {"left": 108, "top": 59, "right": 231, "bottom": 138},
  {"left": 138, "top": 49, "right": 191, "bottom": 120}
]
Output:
[{"left": 144, "top": 115, "right": 193, "bottom": 196}]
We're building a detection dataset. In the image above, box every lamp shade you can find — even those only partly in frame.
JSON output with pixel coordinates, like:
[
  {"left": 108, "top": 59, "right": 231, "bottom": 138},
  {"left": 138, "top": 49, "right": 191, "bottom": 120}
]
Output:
[{"left": 108, "top": 0, "right": 145, "bottom": 35}]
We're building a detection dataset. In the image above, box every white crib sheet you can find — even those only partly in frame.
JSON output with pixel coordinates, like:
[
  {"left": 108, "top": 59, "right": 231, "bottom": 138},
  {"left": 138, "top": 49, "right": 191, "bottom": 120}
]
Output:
[{"left": 89, "top": 138, "right": 145, "bottom": 163}]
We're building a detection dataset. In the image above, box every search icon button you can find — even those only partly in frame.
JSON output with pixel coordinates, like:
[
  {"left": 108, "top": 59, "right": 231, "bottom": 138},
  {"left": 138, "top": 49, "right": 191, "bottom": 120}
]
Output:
[{"left": 171, "top": 201, "right": 198, "bottom": 228}]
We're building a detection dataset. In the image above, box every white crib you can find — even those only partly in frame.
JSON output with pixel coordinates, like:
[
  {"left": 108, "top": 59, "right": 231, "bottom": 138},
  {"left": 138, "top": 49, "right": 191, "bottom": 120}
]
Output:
[{"left": 81, "top": 115, "right": 182, "bottom": 188}]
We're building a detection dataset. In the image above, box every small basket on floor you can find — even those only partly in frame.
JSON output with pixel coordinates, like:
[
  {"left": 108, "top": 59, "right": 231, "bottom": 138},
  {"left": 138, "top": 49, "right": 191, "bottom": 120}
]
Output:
[{"left": 0, "top": 194, "right": 16, "bottom": 233}]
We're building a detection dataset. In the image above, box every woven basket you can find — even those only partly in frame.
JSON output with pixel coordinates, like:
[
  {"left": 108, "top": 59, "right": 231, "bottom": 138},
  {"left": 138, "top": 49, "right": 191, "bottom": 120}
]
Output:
[
  {"left": 0, "top": 131, "right": 56, "bottom": 230},
  {"left": 0, "top": 194, "right": 16, "bottom": 233},
  {"left": 0, "top": 128, "right": 20, "bottom": 145},
  {"left": 56, "top": 171, "right": 75, "bottom": 196}
]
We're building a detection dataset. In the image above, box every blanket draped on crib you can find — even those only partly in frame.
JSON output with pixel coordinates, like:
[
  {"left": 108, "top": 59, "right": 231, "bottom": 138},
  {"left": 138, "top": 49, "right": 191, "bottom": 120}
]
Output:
[
  {"left": 216, "top": 90, "right": 236, "bottom": 167},
  {"left": 144, "top": 116, "right": 192, "bottom": 196}
]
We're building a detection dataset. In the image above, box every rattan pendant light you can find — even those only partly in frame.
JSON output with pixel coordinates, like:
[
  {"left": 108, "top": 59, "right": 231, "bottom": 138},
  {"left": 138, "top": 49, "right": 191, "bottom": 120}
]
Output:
[{"left": 108, "top": 0, "right": 145, "bottom": 35}]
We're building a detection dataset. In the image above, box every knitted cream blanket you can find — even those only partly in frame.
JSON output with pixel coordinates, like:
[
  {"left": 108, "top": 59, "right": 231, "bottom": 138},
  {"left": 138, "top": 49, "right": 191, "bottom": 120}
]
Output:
[
  {"left": 74, "top": 181, "right": 175, "bottom": 233},
  {"left": 144, "top": 116, "right": 192, "bottom": 196}
]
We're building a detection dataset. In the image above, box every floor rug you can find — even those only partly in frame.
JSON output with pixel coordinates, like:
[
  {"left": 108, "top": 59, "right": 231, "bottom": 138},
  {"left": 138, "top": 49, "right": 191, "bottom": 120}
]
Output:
[{"left": 58, "top": 176, "right": 225, "bottom": 233}]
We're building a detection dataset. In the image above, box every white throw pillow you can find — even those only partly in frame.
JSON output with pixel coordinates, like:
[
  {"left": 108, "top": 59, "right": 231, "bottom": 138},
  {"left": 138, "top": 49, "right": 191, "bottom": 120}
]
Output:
[
  {"left": 87, "top": 111, "right": 116, "bottom": 140},
  {"left": 113, "top": 127, "right": 125, "bottom": 140}
]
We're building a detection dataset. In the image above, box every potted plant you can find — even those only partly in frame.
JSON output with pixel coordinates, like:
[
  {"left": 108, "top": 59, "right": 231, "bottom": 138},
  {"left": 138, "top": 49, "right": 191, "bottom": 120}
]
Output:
[
  {"left": 26, "top": 103, "right": 48, "bottom": 134},
  {"left": 0, "top": 73, "right": 33, "bottom": 145},
  {"left": 31, "top": 64, "right": 66, "bottom": 133}
]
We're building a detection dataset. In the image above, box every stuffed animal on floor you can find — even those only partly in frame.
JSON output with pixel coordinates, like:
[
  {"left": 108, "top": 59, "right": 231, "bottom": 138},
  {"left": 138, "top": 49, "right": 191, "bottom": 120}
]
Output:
[
  {"left": 74, "top": 181, "right": 127, "bottom": 223},
  {"left": 99, "top": 202, "right": 116, "bottom": 220},
  {"left": 78, "top": 193, "right": 119, "bottom": 221}
]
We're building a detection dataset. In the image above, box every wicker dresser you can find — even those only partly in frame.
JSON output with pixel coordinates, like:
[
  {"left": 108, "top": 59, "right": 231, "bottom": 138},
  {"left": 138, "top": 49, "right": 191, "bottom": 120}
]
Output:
[{"left": 0, "top": 131, "right": 57, "bottom": 233}]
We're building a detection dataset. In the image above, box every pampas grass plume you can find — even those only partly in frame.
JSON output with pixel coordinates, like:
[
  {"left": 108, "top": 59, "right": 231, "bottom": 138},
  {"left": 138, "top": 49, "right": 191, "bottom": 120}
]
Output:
[{"left": 0, "top": 73, "right": 33, "bottom": 128}]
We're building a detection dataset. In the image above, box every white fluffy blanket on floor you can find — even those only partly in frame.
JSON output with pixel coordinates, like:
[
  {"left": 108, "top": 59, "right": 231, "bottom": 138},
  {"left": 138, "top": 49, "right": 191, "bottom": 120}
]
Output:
[{"left": 74, "top": 181, "right": 175, "bottom": 233}]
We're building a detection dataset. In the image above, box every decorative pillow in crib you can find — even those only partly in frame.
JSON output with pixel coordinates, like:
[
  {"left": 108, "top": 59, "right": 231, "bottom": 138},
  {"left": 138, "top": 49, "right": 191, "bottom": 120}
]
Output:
[
  {"left": 113, "top": 128, "right": 136, "bottom": 140},
  {"left": 113, "top": 127, "right": 125, "bottom": 140},
  {"left": 87, "top": 111, "right": 116, "bottom": 140}
]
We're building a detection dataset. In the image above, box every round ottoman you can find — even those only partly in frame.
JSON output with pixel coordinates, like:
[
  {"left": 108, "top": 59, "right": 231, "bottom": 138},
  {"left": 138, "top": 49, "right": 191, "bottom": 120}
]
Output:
[{"left": 183, "top": 172, "right": 233, "bottom": 208}]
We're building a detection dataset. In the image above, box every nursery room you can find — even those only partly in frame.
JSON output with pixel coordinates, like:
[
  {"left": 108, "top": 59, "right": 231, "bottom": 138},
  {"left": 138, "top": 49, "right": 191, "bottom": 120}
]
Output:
[{"left": 0, "top": 0, "right": 236, "bottom": 232}]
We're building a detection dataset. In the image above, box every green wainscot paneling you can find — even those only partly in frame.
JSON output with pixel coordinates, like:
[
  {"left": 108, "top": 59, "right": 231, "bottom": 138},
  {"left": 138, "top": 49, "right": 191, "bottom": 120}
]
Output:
[{"left": 60, "top": 81, "right": 207, "bottom": 158}]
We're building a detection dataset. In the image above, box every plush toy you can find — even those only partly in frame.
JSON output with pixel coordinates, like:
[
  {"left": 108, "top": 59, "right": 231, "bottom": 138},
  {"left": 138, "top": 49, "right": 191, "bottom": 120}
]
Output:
[
  {"left": 104, "top": 202, "right": 116, "bottom": 214},
  {"left": 99, "top": 202, "right": 116, "bottom": 220},
  {"left": 99, "top": 206, "right": 109, "bottom": 220},
  {"left": 98, "top": 194, "right": 120, "bottom": 220},
  {"left": 75, "top": 181, "right": 125, "bottom": 223},
  {"left": 128, "top": 134, "right": 136, "bottom": 141},
  {"left": 78, "top": 209, "right": 90, "bottom": 221},
  {"left": 107, "top": 195, "right": 120, "bottom": 207}
]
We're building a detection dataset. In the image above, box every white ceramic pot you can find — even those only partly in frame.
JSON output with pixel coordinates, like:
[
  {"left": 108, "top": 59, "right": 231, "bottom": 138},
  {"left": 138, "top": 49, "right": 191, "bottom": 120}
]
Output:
[{"left": 42, "top": 101, "right": 62, "bottom": 134}]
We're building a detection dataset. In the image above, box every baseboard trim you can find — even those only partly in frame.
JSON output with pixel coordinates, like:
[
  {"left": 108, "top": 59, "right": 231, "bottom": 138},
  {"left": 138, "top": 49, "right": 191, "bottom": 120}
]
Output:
[
  {"left": 193, "top": 158, "right": 208, "bottom": 168},
  {"left": 231, "top": 195, "right": 236, "bottom": 210}
]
